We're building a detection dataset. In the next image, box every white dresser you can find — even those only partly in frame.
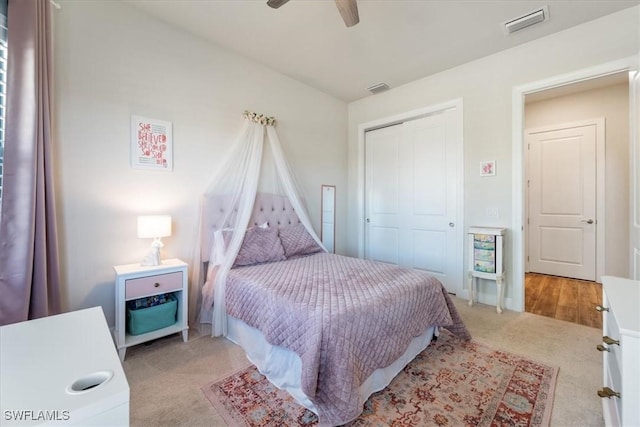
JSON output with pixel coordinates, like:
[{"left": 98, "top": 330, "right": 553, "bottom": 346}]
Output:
[
  {"left": 599, "top": 276, "right": 640, "bottom": 426},
  {"left": 0, "top": 307, "right": 129, "bottom": 426}
]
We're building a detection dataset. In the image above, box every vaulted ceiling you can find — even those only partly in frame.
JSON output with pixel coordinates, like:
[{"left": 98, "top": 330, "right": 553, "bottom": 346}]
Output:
[{"left": 127, "top": 1, "right": 639, "bottom": 102}]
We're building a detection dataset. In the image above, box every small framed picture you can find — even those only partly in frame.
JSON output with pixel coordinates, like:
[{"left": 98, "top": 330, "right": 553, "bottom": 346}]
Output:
[
  {"left": 480, "top": 160, "right": 495, "bottom": 177},
  {"left": 131, "top": 115, "right": 173, "bottom": 171}
]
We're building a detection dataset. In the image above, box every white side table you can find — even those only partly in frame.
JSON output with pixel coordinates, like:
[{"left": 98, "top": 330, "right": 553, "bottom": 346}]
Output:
[
  {"left": 0, "top": 307, "right": 129, "bottom": 426},
  {"left": 114, "top": 258, "right": 189, "bottom": 361},
  {"left": 467, "top": 226, "right": 506, "bottom": 314}
]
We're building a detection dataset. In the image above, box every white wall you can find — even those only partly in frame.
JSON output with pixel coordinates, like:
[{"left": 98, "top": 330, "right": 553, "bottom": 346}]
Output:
[
  {"left": 54, "top": 1, "right": 347, "bottom": 326},
  {"left": 347, "top": 7, "right": 639, "bottom": 308},
  {"left": 525, "top": 82, "right": 630, "bottom": 277}
]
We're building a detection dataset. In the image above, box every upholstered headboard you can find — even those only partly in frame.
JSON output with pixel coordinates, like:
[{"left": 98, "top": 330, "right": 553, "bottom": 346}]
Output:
[{"left": 200, "top": 193, "right": 301, "bottom": 261}]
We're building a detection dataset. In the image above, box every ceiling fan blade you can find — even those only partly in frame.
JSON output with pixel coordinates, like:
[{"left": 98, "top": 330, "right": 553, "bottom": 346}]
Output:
[
  {"left": 334, "top": 0, "right": 359, "bottom": 27},
  {"left": 267, "top": 0, "right": 290, "bottom": 9}
]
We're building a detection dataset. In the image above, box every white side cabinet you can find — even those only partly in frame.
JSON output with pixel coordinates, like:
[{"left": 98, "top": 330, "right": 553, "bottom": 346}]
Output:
[
  {"left": 599, "top": 276, "right": 640, "bottom": 426},
  {"left": 114, "top": 258, "right": 188, "bottom": 361}
]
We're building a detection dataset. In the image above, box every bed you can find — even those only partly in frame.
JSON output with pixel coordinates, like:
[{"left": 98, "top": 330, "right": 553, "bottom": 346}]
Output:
[{"left": 199, "top": 193, "right": 470, "bottom": 426}]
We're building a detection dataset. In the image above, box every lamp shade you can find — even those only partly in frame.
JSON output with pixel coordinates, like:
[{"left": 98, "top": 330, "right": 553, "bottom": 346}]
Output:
[{"left": 137, "top": 215, "right": 172, "bottom": 239}]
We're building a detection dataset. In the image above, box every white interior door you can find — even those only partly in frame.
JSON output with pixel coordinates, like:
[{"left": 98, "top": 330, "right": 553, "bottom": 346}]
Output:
[
  {"left": 365, "top": 109, "right": 459, "bottom": 293},
  {"left": 527, "top": 121, "right": 597, "bottom": 280}
]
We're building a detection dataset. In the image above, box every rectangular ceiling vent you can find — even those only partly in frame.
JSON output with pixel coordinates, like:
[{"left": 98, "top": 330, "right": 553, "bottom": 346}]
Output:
[
  {"left": 503, "top": 6, "right": 549, "bottom": 35},
  {"left": 367, "top": 83, "right": 390, "bottom": 94}
]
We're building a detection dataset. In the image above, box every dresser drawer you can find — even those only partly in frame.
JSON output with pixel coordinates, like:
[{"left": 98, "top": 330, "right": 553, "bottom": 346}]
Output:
[
  {"left": 125, "top": 271, "right": 183, "bottom": 300},
  {"left": 603, "top": 294, "right": 623, "bottom": 369},
  {"left": 603, "top": 361, "right": 622, "bottom": 426}
]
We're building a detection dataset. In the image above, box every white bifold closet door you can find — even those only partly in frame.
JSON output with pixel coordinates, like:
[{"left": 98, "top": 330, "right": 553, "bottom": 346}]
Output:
[{"left": 364, "top": 110, "right": 459, "bottom": 294}]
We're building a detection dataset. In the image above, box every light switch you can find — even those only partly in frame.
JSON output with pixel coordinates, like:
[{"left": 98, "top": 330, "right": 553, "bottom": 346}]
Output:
[{"left": 486, "top": 207, "right": 499, "bottom": 219}]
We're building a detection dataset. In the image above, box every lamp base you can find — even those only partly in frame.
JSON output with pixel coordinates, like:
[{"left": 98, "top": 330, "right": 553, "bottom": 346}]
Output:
[
  {"left": 140, "top": 252, "right": 161, "bottom": 266},
  {"left": 140, "top": 238, "right": 163, "bottom": 266}
]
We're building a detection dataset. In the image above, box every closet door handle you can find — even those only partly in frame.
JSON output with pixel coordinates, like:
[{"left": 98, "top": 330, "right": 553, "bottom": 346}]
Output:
[{"left": 581, "top": 219, "right": 594, "bottom": 224}]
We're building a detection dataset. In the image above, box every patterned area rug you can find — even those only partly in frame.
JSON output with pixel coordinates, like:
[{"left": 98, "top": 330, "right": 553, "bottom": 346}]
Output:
[{"left": 202, "top": 331, "right": 558, "bottom": 426}]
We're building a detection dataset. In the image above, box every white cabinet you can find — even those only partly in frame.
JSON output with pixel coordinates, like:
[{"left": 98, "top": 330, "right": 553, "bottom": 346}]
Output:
[
  {"left": 467, "top": 226, "right": 506, "bottom": 313},
  {"left": 114, "top": 258, "right": 188, "bottom": 361},
  {"left": 0, "top": 307, "right": 129, "bottom": 426},
  {"left": 599, "top": 276, "right": 640, "bottom": 426}
]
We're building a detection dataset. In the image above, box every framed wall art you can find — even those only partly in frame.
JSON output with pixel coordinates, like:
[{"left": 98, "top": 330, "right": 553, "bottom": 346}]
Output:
[
  {"left": 480, "top": 160, "right": 495, "bottom": 177},
  {"left": 131, "top": 115, "right": 173, "bottom": 171}
]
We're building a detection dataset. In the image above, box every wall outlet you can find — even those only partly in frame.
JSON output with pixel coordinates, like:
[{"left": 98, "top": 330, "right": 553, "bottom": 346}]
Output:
[{"left": 486, "top": 207, "right": 499, "bottom": 219}]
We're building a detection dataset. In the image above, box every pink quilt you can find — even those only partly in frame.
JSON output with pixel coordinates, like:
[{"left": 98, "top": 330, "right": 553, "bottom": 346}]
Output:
[{"left": 225, "top": 252, "right": 471, "bottom": 426}]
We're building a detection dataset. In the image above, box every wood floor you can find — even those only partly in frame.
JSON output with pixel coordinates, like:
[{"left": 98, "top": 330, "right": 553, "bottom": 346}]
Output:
[{"left": 525, "top": 273, "right": 602, "bottom": 329}]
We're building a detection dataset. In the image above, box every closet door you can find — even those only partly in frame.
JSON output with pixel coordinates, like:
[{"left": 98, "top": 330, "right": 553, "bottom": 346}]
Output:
[{"left": 365, "top": 109, "right": 460, "bottom": 293}]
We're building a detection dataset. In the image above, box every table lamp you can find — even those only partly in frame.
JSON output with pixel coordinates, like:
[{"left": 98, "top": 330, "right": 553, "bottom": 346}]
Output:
[{"left": 137, "top": 215, "right": 172, "bottom": 266}]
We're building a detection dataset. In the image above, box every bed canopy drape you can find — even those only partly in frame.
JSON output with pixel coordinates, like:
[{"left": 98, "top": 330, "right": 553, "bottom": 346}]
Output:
[{"left": 191, "top": 111, "right": 324, "bottom": 336}]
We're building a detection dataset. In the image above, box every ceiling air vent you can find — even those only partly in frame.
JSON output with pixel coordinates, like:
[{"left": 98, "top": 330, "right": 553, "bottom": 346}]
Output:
[
  {"left": 503, "top": 6, "right": 549, "bottom": 35},
  {"left": 367, "top": 83, "right": 390, "bottom": 94}
]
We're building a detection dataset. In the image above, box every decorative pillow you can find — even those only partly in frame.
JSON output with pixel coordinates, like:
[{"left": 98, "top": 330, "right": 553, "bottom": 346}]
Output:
[
  {"left": 233, "top": 226, "right": 286, "bottom": 267},
  {"left": 278, "top": 223, "right": 324, "bottom": 259}
]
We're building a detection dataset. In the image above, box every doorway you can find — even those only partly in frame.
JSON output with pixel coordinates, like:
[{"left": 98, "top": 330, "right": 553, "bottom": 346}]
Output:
[{"left": 519, "top": 70, "right": 631, "bottom": 321}]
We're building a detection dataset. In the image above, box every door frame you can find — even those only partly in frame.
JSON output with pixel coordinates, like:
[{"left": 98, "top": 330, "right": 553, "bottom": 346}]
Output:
[
  {"left": 356, "top": 98, "right": 464, "bottom": 295},
  {"left": 512, "top": 57, "right": 637, "bottom": 312},
  {"left": 525, "top": 118, "right": 605, "bottom": 281}
]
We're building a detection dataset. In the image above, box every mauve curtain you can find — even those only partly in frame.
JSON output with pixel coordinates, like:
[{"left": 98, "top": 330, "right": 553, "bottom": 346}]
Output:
[{"left": 0, "top": 0, "right": 61, "bottom": 325}]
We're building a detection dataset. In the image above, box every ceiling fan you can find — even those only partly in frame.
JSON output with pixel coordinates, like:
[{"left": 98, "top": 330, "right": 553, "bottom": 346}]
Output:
[{"left": 267, "top": 0, "right": 360, "bottom": 28}]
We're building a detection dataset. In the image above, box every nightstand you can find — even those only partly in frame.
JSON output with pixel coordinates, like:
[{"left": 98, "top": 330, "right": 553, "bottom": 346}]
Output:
[{"left": 114, "top": 258, "right": 188, "bottom": 361}]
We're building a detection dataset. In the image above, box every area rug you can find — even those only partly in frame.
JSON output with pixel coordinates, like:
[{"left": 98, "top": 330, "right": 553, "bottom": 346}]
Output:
[{"left": 201, "top": 331, "right": 558, "bottom": 426}]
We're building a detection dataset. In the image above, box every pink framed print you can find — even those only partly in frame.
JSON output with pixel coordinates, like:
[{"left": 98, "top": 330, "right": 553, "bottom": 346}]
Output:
[
  {"left": 131, "top": 115, "right": 173, "bottom": 171},
  {"left": 480, "top": 160, "right": 495, "bottom": 177}
]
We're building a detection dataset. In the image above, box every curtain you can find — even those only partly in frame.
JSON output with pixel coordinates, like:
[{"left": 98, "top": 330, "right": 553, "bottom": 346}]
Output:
[{"left": 0, "top": 0, "right": 61, "bottom": 325}]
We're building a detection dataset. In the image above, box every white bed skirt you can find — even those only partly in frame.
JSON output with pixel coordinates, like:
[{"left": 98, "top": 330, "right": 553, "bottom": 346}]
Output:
[{"left": 226, "top": 315, "right": 437, "bottom": 415}]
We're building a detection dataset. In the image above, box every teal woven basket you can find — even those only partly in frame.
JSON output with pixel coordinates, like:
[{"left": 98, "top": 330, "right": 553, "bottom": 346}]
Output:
[{"left": 127, "top": 293, "right": 177, "bottom": 335}]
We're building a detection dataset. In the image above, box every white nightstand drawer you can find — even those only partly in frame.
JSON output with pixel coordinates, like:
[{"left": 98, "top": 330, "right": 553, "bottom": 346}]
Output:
[{"left": 125, "top": 271, "right": 183, "bottom": 300}]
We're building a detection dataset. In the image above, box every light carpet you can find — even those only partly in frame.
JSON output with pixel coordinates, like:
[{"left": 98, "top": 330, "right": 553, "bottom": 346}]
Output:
[{"left": 201, "top": 330, "right": 558, "bottom": 426}]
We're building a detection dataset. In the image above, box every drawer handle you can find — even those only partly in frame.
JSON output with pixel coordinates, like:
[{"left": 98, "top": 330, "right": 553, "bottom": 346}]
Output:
[
  {"left": 596, "top": 344, "right": 610, "bottom": 352},
  {"left": 597, "top": 387, "right": 620, "bottom": 399},
  {"left": 154, "top": 282, "right": 160, "bottom": 288},
  {"left": 603, "top": 336, "right": 619, "bottom": 346},
  {"left": 595, "top": 305, "right": 609, "bottom": 312}
]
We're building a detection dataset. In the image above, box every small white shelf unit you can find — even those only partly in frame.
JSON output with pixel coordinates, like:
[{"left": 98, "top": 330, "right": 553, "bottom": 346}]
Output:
[{"left": 467, "top": 226, "right": 506, "bottom": 314}]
